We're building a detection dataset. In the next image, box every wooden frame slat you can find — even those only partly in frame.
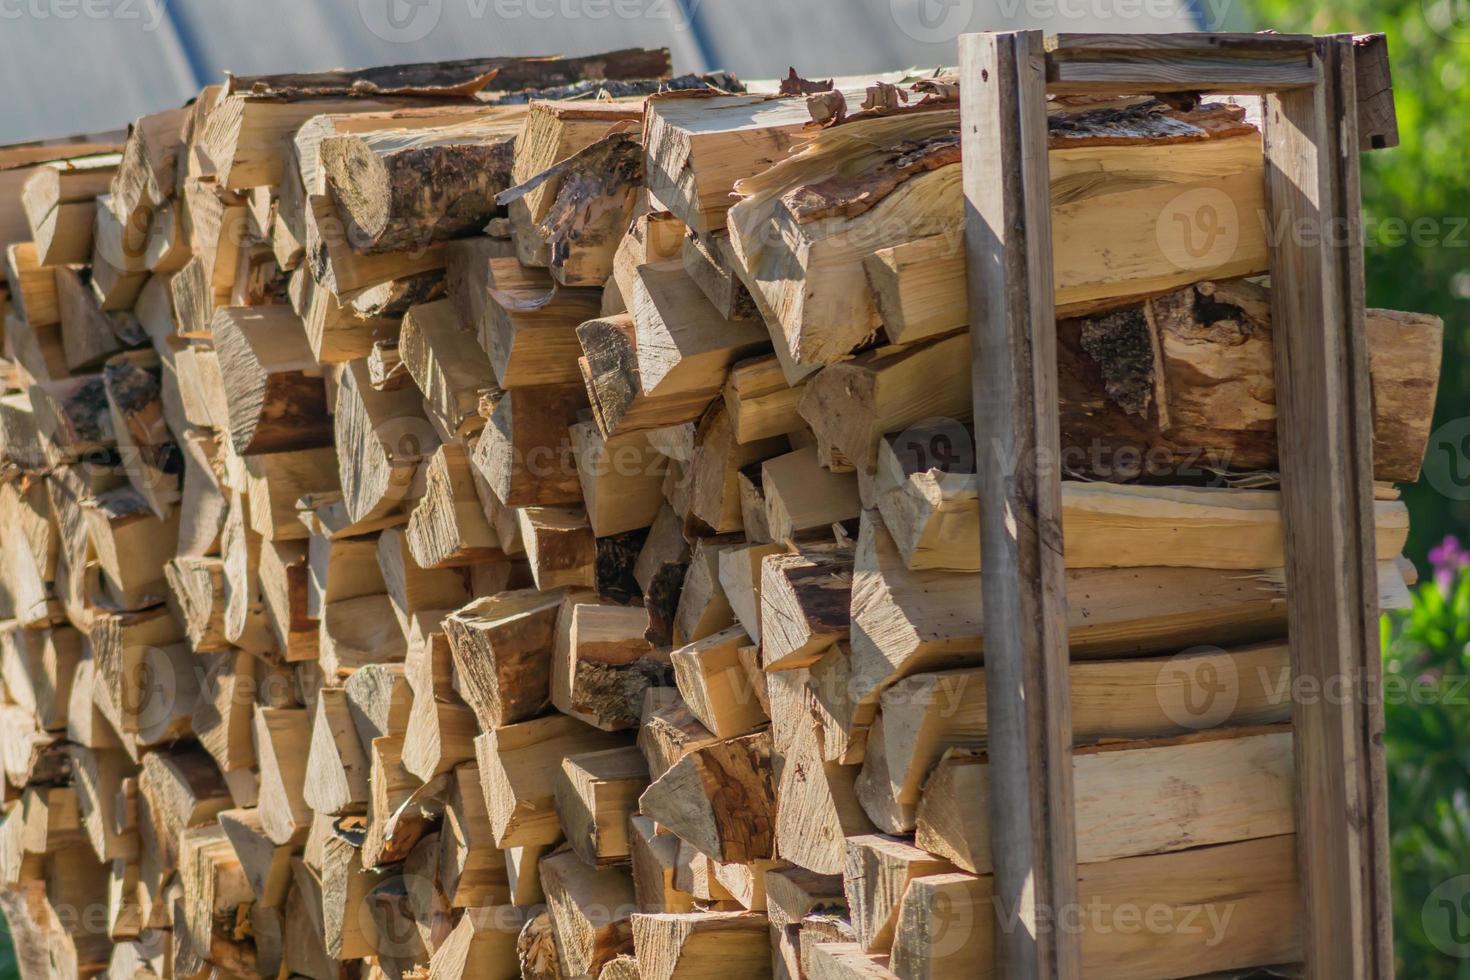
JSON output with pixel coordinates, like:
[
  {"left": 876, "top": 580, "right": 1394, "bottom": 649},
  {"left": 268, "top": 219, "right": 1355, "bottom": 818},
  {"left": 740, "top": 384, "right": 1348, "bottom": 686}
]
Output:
[
  {"left": 1261, "top": 33, "right": 1392, "bottom": 978},
  {"left": 959, "top": 30, "right": 1081, "bottom": 979}
]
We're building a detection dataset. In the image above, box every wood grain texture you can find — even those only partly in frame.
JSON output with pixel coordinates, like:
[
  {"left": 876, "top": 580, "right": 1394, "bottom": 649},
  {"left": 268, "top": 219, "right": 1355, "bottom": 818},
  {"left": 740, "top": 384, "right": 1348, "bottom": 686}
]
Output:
[
  {"left": 1263, "top": 34, "right": 1392, "bottom": 978},
  {"left": 959, "top": 30, "right": 1079, "bottom": 978}
]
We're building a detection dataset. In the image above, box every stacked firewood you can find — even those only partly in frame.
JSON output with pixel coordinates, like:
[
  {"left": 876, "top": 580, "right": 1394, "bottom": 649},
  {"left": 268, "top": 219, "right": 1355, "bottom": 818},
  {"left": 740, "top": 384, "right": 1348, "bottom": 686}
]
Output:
[{"left": 0, "top": 43, "right": 1443, "bottom": 980}]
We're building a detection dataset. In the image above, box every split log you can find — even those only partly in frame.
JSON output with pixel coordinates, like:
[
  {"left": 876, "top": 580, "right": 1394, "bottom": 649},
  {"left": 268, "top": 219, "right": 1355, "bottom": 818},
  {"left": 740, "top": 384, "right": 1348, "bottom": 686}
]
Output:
[
  {"left": 728, "top": 105, "right": 1266, "bottom": 365},
  {"left": 56, "top": 266, "right": 130, "bottom": 372},
  {"left": 428, "top": 905, "right": 528, "bottom": 980},
  {"left": 915, "top": 728, "right": 1291, "bottom": 877},
  {"left": 253, "top": 706, "right": 312, "bottom": 845},
  {"left": 438, "top": 763, "right": 511, "bottom": 908},
  {"left": 445, "top": 588, "right": 564, "bottom": 729},
  {"left": 304, "top": 687, "right": 371, "bottom": 817},
  {"left": 637, "top": 693, "right": 718, "bottom": 783},
  {"left": 761, "top": 546, "right": 854, "bottom": 671},
  {"left": 335, "top": 357, "right": 437, "bottom": 523},
  {"left": 538, "top": 848, "right": 637, "bottom": 977},
  {"left": 473, "top": 713, "right": 628, "bottom": 848},
  {"left": 670, "top": 626, "right": 767, "bottom": 739},
  {"left": 629, "top": 263, "right": 769, "bottom": 398},
  {"left": 22, "top": 157, "right": 116, "bottom": 265},
  {"left": 762, "top": 447, "right": 861, "bottom": 544},
  {"left": 887, "top": 836, "right": 1299, "bottom": 979},
  {"left": 399, "top": 297, "right": 494, "bottom": 435},
  {"left": 477, "top": 258, "right": 601, "bottom": 387},
  {"left": 570, "top": 420, "right": 669, "bottom": 537},
  {"left": 724, "top": 355, "right": 806, "bottom": 445},
  {"left": 554, "top": 746, "right": 650, "bottom": 867},
  {"left": 682, "top": 232, "right": 759, "bottom": 322},
  {"left": 639, "top": 730, "right": 775, "bottom": 865},
  {"left": 672, "top": 537, "right": 738, "bottom": 644},
  {"left": 631, "top": 911, "right": 773, "bottom": 980},
  {"left": 408, "top": 442, "right": 501, "bottom": 568},
  {"left": 775, "top": 712, "right": 875, "bottom": 876},
  {"left": 629, "top": 815, "right": 694, "bottom": 914},
  {"left": 801, "top": 283, "right": 1441, "bottom": 481},
  {"left": 320, "top": 111, "right": 521, "bottom": 254},
  {"left": 644, "top": 92, "right": 821, "bottom": 235},
  {"left": 212, "top": 305, "right": 331, "bottom": 455},
  {"left": 472, "top": 382, "right": 586, "bottom": 507},
  {"left": 4, "top": 243, "right": 58, "bottom": 326},
  {"left": 578, "top": 314, "right": 721, "bottom": 436},
  {"left": 555, "top": 602, "right": 667, "bottom": 731}
]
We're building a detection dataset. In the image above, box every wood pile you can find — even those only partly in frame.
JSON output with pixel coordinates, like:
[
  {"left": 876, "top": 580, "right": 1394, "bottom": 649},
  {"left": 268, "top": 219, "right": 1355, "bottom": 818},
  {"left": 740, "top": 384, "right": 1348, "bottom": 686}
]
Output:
[{"left": 0, "top": 44, "right": 1442, "bottom": 980}]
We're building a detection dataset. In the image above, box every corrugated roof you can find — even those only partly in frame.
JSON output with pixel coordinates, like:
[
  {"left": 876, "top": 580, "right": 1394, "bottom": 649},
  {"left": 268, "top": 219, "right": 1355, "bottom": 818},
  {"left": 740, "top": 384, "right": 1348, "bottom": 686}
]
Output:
[{"left": 0, "top": 0, "right": 1201, "bottom": 143}]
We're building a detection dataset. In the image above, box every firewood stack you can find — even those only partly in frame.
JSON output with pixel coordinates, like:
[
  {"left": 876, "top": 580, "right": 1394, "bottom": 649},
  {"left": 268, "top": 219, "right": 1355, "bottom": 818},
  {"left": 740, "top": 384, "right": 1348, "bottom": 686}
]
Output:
[{"left": 0, "top": 43, "right": 1442, "bottom": 980}]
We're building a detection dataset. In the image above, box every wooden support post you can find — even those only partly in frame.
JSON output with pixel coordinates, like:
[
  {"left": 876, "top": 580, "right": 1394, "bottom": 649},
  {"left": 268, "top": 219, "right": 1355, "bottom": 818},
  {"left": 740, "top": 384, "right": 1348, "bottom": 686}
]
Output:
[
  {"left": 1263, "top": 33, "right": 1392, "bottom": 978},
  {"left": 958, "top": 30, "right": 1079, "bottom": 979}
]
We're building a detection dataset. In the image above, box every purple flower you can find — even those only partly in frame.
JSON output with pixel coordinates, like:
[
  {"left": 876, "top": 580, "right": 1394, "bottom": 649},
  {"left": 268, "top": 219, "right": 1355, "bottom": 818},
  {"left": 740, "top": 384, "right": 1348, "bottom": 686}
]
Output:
[{"left": 1429, "top": 535, "right": 1470, "bottom": 594}]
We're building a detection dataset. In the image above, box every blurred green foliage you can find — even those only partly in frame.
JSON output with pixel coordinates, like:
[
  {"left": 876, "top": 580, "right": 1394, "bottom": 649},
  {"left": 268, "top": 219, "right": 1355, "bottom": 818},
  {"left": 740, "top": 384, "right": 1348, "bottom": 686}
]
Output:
[{"left": 1382, "top": 556, "right": 1470, "bottom": 977}]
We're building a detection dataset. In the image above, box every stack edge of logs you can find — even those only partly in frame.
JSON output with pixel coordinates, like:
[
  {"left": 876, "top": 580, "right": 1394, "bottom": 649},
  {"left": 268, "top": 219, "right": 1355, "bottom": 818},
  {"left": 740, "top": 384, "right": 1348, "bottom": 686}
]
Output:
[{"left": 0, "top": 42, "right": 1442, "bottom": 980}]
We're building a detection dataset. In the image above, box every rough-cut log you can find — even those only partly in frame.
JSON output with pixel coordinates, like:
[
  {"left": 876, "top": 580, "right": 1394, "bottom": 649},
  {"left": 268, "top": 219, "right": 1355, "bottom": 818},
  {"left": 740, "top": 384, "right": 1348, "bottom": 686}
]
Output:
[
  {"left": 856, "top": 642, "right": 1292, "bottom": 835},
  {"left": 320, "top": 111, "right": 521, "bottom": 254},
  {"left": 335, "top": 357, "right": 437, "bottom": 523},
  {"left": 554, "top": 746, "right": 650, "bottom": 867},
  {"left": 802, "top": 282, "right": 1440, "bottom": 481},
  {"left": 915, "top": 728, "right": 1291, "bottom": 878},
  {"left": 399, "top": 297, "right": 494, "bottom": 435},
  {"left": 631, "top": 911, "right": 773, "bottom": 980},
  {"left": 445, "top": 588, "right": 563, "bottom": 730},
  {"left": 761, "top": 546, "right": 854, "bottom": 671},
  {"left": 212, "top": 305, "right": 331, "bottom": 455},
  {"left": 473, "top": 382, "right": 586, "bottom": 507},
  {"left": 538, "top": 848, "right": 637, "bottom": 977},
  {"left": 639, "top": 730, "right": 775, "bottom": 865},
  {"left": 474, "top": 713, "right": 628, "bottom": 847}
]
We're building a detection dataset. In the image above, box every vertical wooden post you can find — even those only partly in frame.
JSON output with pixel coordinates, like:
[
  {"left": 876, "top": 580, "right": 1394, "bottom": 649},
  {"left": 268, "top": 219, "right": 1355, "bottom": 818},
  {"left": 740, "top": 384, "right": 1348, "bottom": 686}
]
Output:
[
  {"left": 959, "top": 30, "right": 1080, "bottom": 979},
  {"left": 1263, "top": 34, "right": 1392, "bottom": 978}
]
